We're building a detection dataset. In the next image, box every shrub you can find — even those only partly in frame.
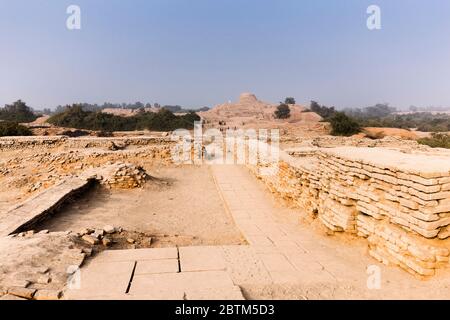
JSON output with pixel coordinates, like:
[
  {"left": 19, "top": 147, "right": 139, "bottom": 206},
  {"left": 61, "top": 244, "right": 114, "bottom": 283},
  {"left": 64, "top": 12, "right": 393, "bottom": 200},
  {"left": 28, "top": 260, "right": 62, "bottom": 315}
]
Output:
[
  {"left": 329, "top": 112, "right": 361, "bottom": 136},
  {"left": 0, "top": 121, "right": 33, "bottom": 136},
  {"left": 0, "top": 100, "right": 37, "bottom": 123},
  {"left": 59, "top": 130, "right": 90, "bottom": 137},
  {"left": 418, "top": 133, "right": 450, "bottom": 149},
  {"left": 96, "top": 130, "right": 114, "bottom": 137},
  {"left": 274, "top": 104, "right": 291, "bottom": 119}
]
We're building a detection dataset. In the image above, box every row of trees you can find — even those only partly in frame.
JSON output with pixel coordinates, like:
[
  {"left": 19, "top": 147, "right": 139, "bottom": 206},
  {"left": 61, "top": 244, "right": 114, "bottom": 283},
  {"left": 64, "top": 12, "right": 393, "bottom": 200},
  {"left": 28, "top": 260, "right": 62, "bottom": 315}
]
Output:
[
  {"left": 0, "top": 100, "right": 210, "bottom": 120},
  {"left": 47, "top": 105, "right": 201, "bottom": 132},
  {"left": 309, "top": 100, "right": 450, "bottom": 135},
  {"left": 50, "top": 103, "right": 210, "bottom": 115},
  {"left": 357, "top": 113, "right": 450, "bottom": 132}
]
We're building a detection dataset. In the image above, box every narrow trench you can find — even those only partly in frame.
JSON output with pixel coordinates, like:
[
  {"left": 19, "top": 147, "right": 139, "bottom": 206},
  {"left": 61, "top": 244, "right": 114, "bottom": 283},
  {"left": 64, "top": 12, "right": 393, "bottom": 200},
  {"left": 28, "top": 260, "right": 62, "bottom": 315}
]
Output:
[
  {"left": 177, "top": 246, "right": 181, "bottom": 272},
  {"left": 125, "top": 261, "right": 137, "bottom": 294}
]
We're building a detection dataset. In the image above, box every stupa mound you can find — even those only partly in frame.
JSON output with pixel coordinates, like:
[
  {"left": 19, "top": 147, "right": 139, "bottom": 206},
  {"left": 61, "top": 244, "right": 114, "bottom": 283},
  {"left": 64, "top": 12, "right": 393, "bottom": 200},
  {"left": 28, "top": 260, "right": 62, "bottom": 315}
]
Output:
[{"left": 198, "top": 92, "right": 322, "bottom": 127}]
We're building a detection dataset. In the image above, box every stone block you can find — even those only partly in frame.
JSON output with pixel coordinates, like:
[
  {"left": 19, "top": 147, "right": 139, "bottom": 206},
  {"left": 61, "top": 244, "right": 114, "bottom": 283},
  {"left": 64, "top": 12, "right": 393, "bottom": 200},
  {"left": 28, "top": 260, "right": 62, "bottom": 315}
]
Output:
[
  {"left": 7, "top": 287, "right": 36, "bottom": 299},
  {"left": 135, "top": 259, "right": 179, "bottom": 275},
  {"left": 179, "top": 246, "right": 227, "bottom": 272},
  {"left": 34, "top": 289, "right": 62, "bottom": 300}
]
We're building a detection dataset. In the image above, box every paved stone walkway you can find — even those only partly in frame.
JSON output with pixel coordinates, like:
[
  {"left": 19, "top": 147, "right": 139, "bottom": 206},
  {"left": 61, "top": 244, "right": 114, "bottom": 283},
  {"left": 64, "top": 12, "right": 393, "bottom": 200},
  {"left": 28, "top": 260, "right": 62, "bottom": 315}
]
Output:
[{"left": 65, "top": 165, "right": 450, "bottom": 300}]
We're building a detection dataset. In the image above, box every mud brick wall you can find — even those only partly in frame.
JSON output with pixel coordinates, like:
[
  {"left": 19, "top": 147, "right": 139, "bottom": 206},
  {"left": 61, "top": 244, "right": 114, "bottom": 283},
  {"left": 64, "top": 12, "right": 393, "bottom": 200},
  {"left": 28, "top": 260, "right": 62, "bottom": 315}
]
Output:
[
  {"left": 0, "top": 136, "right": 172, "bottom": 151},
  {"left": 309, "top": 136, "right": 426, "bottom": 150},
  {"left": 248, "top": 146, "right": 450, "bottom": 277}
]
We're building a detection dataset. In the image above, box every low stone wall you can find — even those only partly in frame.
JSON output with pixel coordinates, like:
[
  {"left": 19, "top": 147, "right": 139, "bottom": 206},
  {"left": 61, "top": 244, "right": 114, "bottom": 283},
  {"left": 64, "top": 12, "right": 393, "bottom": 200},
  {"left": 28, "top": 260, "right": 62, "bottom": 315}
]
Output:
[
  {"left": 0, "top": 136, "right": 172, "bottom": 151},
  {"left": 310, "top": 136, "right": 423, "bottom": 149},
  {"left": 248, "top": 146, "right": 450, "bottom": 277}
]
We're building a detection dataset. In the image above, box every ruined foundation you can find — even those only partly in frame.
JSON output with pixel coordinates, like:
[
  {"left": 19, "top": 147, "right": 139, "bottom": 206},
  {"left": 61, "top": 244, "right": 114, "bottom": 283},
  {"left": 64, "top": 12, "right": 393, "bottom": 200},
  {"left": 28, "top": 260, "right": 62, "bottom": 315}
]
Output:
[{"left": 249, "top": 146, "right": 450, "bottom": 277}]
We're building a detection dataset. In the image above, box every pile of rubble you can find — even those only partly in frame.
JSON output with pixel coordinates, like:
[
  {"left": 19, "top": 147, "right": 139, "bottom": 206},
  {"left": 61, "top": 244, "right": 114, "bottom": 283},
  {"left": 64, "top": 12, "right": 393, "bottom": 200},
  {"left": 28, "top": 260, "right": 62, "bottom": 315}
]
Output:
[
  {"left": 101, "top": 162, "right": 149, "bottom": 189},
  {"left": 78, "top": 225, "right": 123, "bottom": 247},
  {"left": 249, "top": 145, "right": 450, "bottom": 277},
  {"left": 77, "top": 225, "right": 153, "bottom": 250},
  {"left": 0, "top": 166, "right": 9, "bottom": 176}
]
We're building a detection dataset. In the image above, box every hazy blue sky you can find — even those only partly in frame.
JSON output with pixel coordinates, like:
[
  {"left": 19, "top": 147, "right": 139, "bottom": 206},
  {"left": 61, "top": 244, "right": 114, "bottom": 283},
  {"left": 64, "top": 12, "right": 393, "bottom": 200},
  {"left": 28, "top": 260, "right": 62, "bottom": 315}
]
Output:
[{"left": 1, "top": 0, "right": 450, "bottom": 110}]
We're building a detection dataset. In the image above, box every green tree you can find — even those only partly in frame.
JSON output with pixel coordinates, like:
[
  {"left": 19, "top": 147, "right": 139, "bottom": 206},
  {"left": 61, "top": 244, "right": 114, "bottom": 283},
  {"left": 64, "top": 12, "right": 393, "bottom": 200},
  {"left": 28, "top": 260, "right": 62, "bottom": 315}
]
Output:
[
  {"left": 0, "top": 100, "right": 37, "bottom": 122},
  {"left": 284, "top": 97, "right": 296, "bottom": 105},
  {"left": 329, "top": 112, "right": 361, "bottom": 136},
  {"left": 310, "top": 101, "right": 336, "bottom": 119},
  {"left": 274, "top": 104, "right": 291, "bottom": 119}
]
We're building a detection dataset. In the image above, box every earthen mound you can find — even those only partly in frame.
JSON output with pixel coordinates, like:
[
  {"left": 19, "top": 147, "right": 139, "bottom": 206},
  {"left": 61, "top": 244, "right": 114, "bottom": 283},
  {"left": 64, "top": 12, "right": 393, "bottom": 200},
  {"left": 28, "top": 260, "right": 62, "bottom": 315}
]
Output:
[{"left": 198, "top": 92, "right": 322, "bottom": 128}]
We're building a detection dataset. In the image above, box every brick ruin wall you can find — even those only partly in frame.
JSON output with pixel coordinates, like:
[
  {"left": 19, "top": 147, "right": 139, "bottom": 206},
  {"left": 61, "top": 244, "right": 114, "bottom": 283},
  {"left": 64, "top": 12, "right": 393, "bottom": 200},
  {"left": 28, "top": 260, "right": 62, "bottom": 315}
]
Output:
[
  {"left": 0, "top": 136, "right": 174, "bottom": 169},
  {"left": 0, "top": 136, "right": 175, "bottom": 196},
  {"left": 248, "top": 147, "right": 450, "bottom": 277},
  {"left": 0, "top": 136, "right": 173, "bottom": 151}
]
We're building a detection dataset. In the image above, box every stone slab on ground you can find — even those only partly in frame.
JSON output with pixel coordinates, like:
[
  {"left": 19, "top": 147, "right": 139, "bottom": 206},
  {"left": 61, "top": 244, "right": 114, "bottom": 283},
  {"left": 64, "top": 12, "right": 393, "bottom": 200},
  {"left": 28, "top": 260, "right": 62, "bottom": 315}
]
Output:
[
  {"left": 129, "top": 270, "right": 235, "bottom": 294},
  {"left": 185, "top": 286, "right": 245, "bottom": 300},
  {"left": 65, "top": 260, "right": 135, "bottom": 300},
  {"left": 134, "top": 259, "right": 179, "bottom": 275},
  {"left": 179, "top": 246, "right": 227, "bottom": 272},
  {"left": 94, "top": 247, "right": 178, "bottom": 263},
  {"left": 0, "top": 177, "right": 92, "bottom": 237},
  {"left": 33, "top": 289, "right": 62, "bottom": 300},
  {"left": 0, "top": 294, "right": 27, "bottom": 300}
]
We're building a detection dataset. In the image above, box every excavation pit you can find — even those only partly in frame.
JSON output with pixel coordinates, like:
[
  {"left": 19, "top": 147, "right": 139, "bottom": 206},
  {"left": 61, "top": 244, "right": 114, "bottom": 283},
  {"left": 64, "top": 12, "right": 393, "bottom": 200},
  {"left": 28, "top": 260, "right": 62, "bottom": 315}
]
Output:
[{"left": 34, "top": 166, "right": 246, "bottom": 248}]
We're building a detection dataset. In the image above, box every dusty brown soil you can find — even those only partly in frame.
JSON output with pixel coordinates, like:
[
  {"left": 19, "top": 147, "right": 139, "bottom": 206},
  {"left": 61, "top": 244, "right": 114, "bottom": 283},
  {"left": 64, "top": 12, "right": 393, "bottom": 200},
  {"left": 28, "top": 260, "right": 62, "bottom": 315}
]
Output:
[
  {"left": 362, "top": 127, "right": 419, "bottom": 140},
  {"left": 35, "top": 166, "right": 246, "bottom": 247}
]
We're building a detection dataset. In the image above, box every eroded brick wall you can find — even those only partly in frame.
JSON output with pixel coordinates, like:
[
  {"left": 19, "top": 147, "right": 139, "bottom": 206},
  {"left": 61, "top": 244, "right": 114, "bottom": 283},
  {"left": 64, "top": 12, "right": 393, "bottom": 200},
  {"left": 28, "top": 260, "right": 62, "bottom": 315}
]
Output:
[{"left": 248, "top": 146, "right": 450, "bottom": 277}]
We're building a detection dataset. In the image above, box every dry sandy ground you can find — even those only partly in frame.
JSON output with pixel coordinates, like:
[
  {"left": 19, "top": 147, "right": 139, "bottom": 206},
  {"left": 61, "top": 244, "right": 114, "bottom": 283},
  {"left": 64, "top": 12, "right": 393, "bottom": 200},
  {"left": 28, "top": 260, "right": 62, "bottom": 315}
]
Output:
[
  {"left": 36, "top": 166, "right": 246, "bottom": 247},
  {"left": 362, "top": 127, "right": 419, "bottom": 140},
  {"left": 0, "top": 232, "right": 85, "bottom": 292}
]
